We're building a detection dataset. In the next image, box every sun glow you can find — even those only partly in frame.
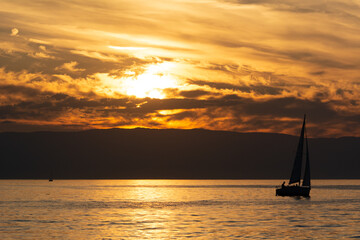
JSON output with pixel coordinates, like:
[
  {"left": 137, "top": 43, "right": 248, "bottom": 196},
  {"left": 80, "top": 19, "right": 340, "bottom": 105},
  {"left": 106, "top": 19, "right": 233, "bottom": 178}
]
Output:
[
  {"left": 123, "top": 62, "right": 178, "bottom": 99},
  {"left": 108, "top": 45, "right": 147, "bottom": 51}
]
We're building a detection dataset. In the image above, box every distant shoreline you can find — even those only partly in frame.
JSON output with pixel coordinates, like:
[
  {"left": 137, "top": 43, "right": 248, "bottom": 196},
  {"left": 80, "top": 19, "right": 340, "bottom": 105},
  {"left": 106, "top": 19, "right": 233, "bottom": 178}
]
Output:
[{"left": 1, "top": 128, "right": 359, "bottom": 179}]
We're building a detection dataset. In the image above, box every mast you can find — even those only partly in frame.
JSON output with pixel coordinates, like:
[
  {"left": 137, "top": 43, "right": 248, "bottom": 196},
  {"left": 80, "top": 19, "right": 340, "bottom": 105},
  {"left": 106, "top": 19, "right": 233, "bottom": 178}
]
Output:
[
  {"left": 289, "top": 115, "right": 306, "bottom": 185},
  {"left": 302, "top": 127, "right": 311, "bottom": 187}
]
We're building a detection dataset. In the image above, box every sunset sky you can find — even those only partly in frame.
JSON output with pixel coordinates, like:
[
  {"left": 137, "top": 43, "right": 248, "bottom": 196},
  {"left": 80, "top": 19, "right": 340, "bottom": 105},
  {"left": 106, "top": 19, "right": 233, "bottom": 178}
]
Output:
[{"left": 1, "top": 0, "right": 360, "bottom": 137}]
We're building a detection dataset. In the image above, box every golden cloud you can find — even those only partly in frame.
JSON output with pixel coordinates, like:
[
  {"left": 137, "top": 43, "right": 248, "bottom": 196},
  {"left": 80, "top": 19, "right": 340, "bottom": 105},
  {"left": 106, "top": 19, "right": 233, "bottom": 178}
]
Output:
[{"left": 0, "top": 0, "right": 360, "bottom": 136}]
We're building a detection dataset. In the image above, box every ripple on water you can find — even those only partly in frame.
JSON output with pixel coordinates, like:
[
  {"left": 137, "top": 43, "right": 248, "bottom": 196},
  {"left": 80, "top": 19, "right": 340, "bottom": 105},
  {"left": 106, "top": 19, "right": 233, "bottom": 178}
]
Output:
[{"left": 1, "top": 179, "right": 360, "bottom": 239}]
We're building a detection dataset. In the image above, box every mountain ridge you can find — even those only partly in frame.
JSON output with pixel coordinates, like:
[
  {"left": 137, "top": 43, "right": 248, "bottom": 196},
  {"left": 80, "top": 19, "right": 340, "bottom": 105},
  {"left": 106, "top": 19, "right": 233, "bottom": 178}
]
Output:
[{"left": 1, "top": 128, "right": 359, "bottom": 179}]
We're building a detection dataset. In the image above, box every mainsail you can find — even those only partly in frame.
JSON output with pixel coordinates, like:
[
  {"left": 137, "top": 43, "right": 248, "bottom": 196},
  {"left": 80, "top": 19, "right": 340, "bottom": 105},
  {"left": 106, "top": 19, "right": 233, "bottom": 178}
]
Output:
[
  {"left": 302, "top": 133, "right": 311, "bottom": 187},
  {"left": 288, "top": 115, "right": 306, "bottom": 185}
]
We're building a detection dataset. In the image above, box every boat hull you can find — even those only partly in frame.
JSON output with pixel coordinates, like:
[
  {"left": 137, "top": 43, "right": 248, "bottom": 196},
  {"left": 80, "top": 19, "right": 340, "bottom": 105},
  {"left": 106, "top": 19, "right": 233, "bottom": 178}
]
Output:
[{"left": 276, "top": 186, "right": 310, "bottom": 197}]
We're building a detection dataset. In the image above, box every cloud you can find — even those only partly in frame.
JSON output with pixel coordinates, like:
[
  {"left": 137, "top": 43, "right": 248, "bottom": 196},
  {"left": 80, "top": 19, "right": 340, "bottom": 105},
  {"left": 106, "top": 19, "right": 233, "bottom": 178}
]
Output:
[
  {"left": 10, "top": 28, "right": 19, "bottom": 36},
  {"left": 0, "top": 44, "right": 156, "bottom": 80},
  {"left": 30, "top": 52, "right": 55, "bottom": 59},
  {"left": 0, "top": 80, "right": 359, "bottom": 136},
  {"left": 187, "top": 79, "right": 284, "bottom": 96},
  {"left": 0, "top": 0, "right": 360, "bottom": 136},
  {"left": 56, "top": 61, "right": 85, "bottom": 72},
  {"left": 179, "top": 90, "right": 214, "bottom": 98}
]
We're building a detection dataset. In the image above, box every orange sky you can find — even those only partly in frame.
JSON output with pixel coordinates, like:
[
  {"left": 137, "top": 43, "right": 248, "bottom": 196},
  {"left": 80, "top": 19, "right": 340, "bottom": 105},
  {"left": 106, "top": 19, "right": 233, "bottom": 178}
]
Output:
[{"left": 0, "top": 0, "right": 360, "bottom": 137}]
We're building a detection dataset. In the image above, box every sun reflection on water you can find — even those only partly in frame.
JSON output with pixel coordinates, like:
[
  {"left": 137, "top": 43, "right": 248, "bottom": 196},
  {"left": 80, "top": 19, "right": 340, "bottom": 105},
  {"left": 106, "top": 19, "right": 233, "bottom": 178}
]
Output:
[{"left": 2, "top": 180, "right": 360, "bottom": 239}]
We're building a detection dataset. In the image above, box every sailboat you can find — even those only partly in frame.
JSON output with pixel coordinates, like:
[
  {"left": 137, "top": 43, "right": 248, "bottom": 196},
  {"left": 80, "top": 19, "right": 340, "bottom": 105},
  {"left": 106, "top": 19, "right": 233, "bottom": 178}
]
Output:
[{"left": 276, "top": 115, "right": 311, "bottom": 197}]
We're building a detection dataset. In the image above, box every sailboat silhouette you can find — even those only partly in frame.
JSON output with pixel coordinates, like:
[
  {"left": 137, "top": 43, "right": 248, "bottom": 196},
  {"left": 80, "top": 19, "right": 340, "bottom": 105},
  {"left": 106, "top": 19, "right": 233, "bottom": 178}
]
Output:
[{"left": 276, "top": 115, "right": 311, "bottom": 197}]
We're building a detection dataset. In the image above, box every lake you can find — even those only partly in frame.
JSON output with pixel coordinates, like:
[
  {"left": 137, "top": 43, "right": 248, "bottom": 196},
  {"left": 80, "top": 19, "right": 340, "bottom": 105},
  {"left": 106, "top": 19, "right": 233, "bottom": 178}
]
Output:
[{"left": 1, "top": 180, "right": 360, "bottom": 239}]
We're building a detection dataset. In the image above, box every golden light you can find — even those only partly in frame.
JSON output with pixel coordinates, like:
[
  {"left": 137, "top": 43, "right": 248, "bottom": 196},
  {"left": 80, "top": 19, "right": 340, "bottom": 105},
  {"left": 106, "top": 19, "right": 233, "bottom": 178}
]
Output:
[
  {"left": 122, "top": 62, "right": 178, "bottom": 99},
  {"left": 108, "top": 45, "right": 147, "bottom": 51}
]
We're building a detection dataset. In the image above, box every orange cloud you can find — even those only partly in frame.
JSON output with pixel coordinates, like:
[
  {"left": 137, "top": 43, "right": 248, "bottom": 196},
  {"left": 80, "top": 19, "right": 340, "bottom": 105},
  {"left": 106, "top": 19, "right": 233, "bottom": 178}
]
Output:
[
  {"left": 56, "top": 61, "right": 85, "bottom": 72},
  {"left": 0, "top": 0, "right": 360, "bottom": 136}
]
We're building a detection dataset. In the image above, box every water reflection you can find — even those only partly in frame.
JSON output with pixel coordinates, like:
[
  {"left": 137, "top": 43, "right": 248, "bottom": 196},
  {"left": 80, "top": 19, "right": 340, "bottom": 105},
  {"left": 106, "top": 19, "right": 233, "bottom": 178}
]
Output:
[{"left": 1, "top": 180, "right": 360, "bottom": 239}]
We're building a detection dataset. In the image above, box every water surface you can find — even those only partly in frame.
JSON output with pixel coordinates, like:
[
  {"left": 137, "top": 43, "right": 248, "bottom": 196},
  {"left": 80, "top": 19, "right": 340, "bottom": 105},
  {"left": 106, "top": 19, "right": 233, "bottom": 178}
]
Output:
[{"left": 1, "top": 180, "right": 360, "bottom": 239}]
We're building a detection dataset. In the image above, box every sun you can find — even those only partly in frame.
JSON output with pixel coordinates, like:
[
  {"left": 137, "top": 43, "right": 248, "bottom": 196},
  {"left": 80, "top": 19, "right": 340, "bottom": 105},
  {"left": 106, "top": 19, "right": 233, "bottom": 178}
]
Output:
[
  {"left": 94, "top": 62, "right": 179, "bottom": 99},
  {"left": 123, "top": 62, "right": 178, "bottom": 99}
]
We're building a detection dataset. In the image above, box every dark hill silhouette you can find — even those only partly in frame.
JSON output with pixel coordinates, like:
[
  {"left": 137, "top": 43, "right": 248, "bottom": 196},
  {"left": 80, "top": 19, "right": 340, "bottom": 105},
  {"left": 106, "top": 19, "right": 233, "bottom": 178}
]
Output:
[{"left": 0, "top": 128, "right": 359, "bottom": 179}]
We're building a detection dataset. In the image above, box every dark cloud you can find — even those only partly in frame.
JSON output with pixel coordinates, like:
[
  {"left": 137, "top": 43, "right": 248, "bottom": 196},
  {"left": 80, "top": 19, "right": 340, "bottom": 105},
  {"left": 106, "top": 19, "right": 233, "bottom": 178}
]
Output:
[
  {"left": 166, "top": 110, "right": 198, "bottom": 121},
  {"left": 0, "top": 120, "right": 90, "bottom": 132},
  {"left": 238, "top": 97, "right": 336, "bottom": 121},
  {"left": 179, "top": 90, "right": 214, "bottom": 98},
  {"left": 0, "top": 83, "right": 359, "bottom": 136},
  {"left": 335, "top": 88, "right": 353, "bottom": 97},
  {"left": 310, "top": 71, "right": 326, "bottom": 76},
  {"left": 0, "top": 84, "right": 50, "bottom": 98}
]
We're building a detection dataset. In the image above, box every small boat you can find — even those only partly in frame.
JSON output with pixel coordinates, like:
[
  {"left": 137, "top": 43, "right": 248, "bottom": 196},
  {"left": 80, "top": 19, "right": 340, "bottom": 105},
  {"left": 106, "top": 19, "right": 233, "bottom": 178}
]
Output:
[
  {"left": 49, "top": 169, "right": 54, "bottom": 182},
  {"left": 276, "top": 115, "right": 311, "bottom": 197}
]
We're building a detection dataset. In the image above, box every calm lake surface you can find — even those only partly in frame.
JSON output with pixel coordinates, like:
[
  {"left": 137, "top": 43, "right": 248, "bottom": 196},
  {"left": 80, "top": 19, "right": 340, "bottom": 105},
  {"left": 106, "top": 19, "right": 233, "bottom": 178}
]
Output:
[{"left": 1, "top": 180, "right": 360, "bottom": 239}]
